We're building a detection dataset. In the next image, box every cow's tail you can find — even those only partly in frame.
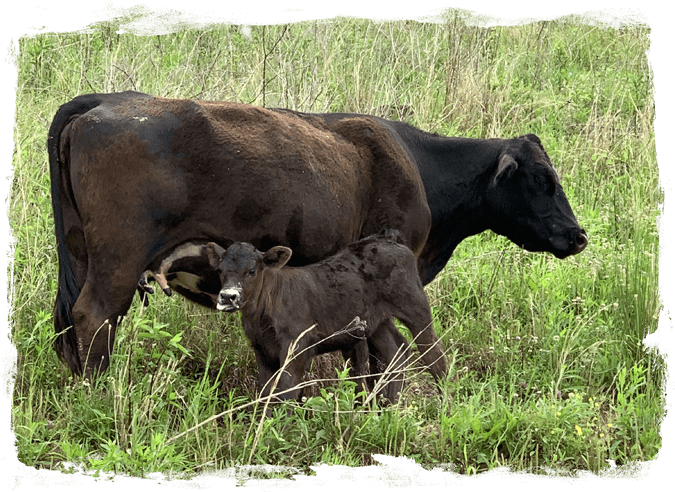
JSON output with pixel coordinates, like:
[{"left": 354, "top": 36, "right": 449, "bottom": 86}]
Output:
[{"left": 47, "top": 94, "right": 106, "bottom": 375}]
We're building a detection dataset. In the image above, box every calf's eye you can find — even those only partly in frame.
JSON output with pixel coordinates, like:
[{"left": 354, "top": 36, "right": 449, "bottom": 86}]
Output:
[{"left": 247, "top": 268, "right": 256, "bottom": 277}]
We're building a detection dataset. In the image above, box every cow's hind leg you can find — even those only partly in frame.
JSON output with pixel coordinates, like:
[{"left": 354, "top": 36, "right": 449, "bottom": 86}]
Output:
[{"left": 71, "top": 253, "right": 152, "bottom": 378}]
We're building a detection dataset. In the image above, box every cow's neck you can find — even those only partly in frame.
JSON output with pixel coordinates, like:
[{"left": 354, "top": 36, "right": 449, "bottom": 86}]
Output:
[{"left": 409, "top": 134, "right": 502, "bottom": 284}]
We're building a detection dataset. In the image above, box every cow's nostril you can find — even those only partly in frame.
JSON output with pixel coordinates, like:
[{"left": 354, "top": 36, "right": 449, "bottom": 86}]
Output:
[{"left": 575, "top": 231, "right": 588, "bottom": 251}]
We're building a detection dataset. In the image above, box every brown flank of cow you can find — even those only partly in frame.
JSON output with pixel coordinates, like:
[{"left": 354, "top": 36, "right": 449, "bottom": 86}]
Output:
[
  {"left": 48, "top": 91, "right": 432, "bottom": 379},
  {"left": 205, "top": 233, "right": 446, "bottom": 404}
]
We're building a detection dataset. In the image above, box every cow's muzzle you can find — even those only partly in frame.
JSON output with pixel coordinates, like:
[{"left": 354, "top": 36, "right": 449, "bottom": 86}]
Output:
[
  {"left": 548, "top": 228, "right": 588, "bottom": 259},
  {"left": 572, "top": 229, "right": 588, "bottom": 255}
]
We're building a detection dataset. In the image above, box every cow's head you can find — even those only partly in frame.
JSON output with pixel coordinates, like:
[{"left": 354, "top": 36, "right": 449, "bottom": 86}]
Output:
[
  {"left": 485, "top": 134, "right": 587, "bottom": 258},
  {"left": 206, "top": 242, "right": 292, "bottom": 312}
]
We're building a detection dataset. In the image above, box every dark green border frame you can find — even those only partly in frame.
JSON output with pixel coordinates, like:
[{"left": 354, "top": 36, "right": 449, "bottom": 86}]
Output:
[{"left": 0, "top": 0, "right": 675, "bottom": 491}]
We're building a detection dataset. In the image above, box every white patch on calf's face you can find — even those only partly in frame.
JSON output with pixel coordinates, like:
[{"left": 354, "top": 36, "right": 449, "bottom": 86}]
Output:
[
  {"left": 217, "top": 285, "right": 243, "bottom": 311},
  {"left": 221, "top": 286, "right": 242, "bottom": 300}
]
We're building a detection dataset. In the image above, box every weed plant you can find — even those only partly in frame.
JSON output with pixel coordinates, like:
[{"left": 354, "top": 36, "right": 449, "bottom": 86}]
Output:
[{"left": 9, "top": 15, "right": 663, "bottom": 479}]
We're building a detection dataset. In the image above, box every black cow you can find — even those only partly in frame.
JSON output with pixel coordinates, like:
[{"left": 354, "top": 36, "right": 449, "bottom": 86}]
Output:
[
  {"left": 204, "top": 232, "right": 444, "bottom": 403},
  {"left": 274, "top": 110, "right": 588, "bottom": 284},
  {"left": 48, "top": 91, "right": 432, "bottom": 378},
  {"left": 141, "top": 113, "right": 587, "bottom": 296},
  {"left": 141, "top": 114, "right": 588, "bottom": 377}
]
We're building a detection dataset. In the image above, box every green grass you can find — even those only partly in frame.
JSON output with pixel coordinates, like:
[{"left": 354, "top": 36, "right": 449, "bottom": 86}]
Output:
[{"left": 9, "top": 16, "right": 663, "bottom": 479}]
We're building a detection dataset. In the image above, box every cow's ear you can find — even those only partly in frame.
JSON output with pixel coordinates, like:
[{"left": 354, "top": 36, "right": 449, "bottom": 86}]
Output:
[
  {"left": 491, "top": 153, "right": 518, "bottom": 187},
  {"left": 205, "top": 242, "right": 225, "bottom": 268},
  {"left": 263, "top": 246, "right": 292, "bottom": 269}
]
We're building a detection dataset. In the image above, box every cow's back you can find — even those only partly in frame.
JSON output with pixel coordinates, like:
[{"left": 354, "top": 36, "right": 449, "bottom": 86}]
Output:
[{"left": 63, "top": 95, "right": 375, "bottom": 266}]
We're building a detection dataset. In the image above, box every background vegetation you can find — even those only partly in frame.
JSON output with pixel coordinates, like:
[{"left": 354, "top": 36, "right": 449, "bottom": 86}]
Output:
[{"left": 10, "top": 13, "right": 663, "bottom": 480}]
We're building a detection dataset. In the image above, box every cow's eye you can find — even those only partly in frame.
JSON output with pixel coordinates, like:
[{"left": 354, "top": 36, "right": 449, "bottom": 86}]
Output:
[
  {"left": 536, "top": 174, "right": 555, "bottom": 195},
  {"left": 247, "top": 268, "right": 256, "bottom": 277}
]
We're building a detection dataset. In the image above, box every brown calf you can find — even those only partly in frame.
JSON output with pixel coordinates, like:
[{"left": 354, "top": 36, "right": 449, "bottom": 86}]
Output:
[{"left": 205, "top": 232, "right": 446, "bottom": 403}]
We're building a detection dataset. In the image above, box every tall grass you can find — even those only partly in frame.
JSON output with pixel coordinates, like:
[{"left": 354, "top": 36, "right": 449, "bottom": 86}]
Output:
[{"left": 10, "top": 16, "right": 662, "bottom": 478}]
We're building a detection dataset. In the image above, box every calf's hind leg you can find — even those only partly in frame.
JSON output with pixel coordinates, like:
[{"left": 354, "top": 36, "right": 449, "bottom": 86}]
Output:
[
  {"left": 338, "top": 317, "right": 370, "bottom": 395},
  {"left": 366, "top": 318, "right": 412, "bottom": 403},
  {"left": 395, "top": 295, "right": 447, "bottom": 383}
]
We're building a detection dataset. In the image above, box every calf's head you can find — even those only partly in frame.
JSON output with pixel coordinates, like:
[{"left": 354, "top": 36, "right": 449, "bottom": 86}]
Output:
[
  {"left": 206, "top": 242, "right": 292, "bottom": 312},
  {"left": 485, "top": 134, "right": 588, "bottom": 259}
]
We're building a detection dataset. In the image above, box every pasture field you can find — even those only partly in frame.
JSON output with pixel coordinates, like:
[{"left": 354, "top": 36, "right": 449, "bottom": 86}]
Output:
[{"left": 9, "top": 14, "right": 664, "bottom": 479}]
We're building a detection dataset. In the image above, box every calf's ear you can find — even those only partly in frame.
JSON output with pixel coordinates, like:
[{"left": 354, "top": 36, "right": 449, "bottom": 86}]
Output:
[
  {"left": 491, "top": 153, "right": 518, "bottom": 187},
  {"left": 205, "top": 242, "right": 225, "bottom": 268},
  {"left": 262, "top": 246, "right": 292, "bottom": 269}
]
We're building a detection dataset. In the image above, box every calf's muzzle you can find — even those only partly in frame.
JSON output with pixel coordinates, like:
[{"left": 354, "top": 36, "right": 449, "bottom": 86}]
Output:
[{"left": 216, "top": 287, "right": 243, "bottom": 312}]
